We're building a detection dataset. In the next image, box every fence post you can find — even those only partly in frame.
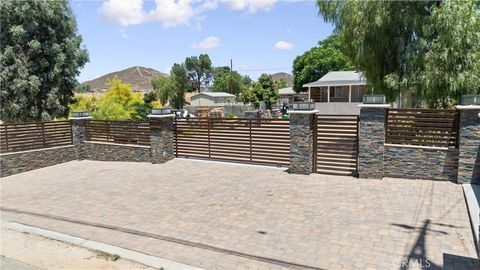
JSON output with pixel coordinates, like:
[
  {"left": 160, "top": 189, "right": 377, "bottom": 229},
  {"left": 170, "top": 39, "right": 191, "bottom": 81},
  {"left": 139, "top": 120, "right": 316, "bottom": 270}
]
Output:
[
  {"left": 456, "top": 105, "right": 480, "bottom": 184},
  {"left": 70, "top": 115, "right": 91, "bottom": 160},
  {"left": 358, "top": 104, "right": 391, "bottom": 179},
  {"left": 288, "top": 110, "right": 319, "bottom": 175},
  {"left": 149, "top": 113, "right": 175, "bottom": 164}
]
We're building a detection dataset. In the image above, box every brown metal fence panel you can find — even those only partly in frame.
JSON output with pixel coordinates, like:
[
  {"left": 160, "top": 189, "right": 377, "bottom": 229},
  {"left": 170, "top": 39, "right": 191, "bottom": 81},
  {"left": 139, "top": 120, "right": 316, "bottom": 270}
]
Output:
[
  {"left": 174, "top": 118, "right": 290, "bottom": 166},
  {"left": 0, "top": 121, "right": 73, "bottom": 153},
  {"left": 85, "top": 120, "right": 151, "bottom": 146},
  {"left": 315, "top": 115, "right": 359, "bottom": 176},
  {"left": 385, "top": 109, "right": 459, "bottom": 148}
]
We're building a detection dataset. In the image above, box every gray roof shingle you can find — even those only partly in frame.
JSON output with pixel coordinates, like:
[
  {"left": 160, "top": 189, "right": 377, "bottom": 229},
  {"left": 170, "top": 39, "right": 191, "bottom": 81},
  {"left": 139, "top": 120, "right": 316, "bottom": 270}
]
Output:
[{"left": 303, "top": 71, "right": 367, "bottom": 87}]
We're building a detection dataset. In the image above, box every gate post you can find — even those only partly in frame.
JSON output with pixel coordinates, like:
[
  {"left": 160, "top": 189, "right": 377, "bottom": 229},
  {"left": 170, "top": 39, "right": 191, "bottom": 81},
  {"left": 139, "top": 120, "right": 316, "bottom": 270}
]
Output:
[
  {"left": 288, "top": 110, "right": 318, "bottom": 175},
  {"left": 358, "top": 104, "right": 390, "bottom": 179},
  {"left": 70, "top": 113, "right": 91, "bottom": 160},
  {"left": 456, "top": 105, "right": 480, "bottom": 184},
  {"left": 148, "top": 113, "right": 175, "bottom": 164}
]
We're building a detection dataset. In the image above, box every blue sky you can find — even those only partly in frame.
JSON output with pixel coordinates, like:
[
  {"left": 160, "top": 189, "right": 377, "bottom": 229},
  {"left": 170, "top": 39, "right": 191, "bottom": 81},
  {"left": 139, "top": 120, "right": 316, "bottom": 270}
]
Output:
[{"left": 71, "top": 0, "right": 333, "bottom": 82}]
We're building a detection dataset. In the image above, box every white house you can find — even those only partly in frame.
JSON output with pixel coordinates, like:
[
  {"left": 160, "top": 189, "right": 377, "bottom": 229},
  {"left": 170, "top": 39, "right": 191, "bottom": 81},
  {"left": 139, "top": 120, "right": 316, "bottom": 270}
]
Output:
[
  {"left": 303, "top": 71, "right": 371, "bottom": 115},
  {"left": 190, "top": 92, "right": 236, "bottom": 106}
]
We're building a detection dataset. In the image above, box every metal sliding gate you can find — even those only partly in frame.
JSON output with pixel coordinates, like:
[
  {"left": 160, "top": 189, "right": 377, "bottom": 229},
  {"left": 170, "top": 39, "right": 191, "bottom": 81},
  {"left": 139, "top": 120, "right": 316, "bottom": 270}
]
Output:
[
  {"left": 174, "top": 118, "right": 290, "bottom": 166},
  {"left": 314, "top": 115, "right": 359, "bottom": 176}
]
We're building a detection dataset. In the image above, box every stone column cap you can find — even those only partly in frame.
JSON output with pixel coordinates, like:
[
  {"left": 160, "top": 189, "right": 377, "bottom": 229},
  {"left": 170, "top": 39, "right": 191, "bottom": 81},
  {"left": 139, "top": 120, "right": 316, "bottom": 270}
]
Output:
[
  {"left": 147, "top": 114, "right": 175, "bottom": 119},
  {"left": 455, "top": 105, "right": 480, "bottom": 110},
  {"left": 358, "top": 104, "right": 391, "bottom": 108},
  {"left": 69, "top": 117, "right": 92, "bottom": 120},
  {"left": 287, "top": 110, "right": 319, "bottom": 114}
]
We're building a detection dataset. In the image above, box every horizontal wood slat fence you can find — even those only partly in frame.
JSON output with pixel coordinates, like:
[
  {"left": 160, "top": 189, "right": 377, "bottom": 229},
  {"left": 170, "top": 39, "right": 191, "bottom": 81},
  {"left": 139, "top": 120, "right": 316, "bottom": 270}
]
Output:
[
  {"left": 315, "top": 115, "right": 359, "bottom": 176},
  {"left": 85, "top": 120, "right": 151, "bottom": 146},
  {"left": 385, "top": 109, "right": 459, "bottom": 148},
  {"left": 174, "top": 118, "right": 290, "bottom": 166},
  {"left": 0, "top": 121, "right": 73, "bottom": 153}
]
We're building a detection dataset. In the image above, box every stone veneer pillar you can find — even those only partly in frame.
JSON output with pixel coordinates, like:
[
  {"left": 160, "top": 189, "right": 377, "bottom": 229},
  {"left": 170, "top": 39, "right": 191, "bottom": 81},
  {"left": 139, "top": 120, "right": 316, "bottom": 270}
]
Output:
[
  {"left": 149, "top": 114, "right": 175, "bottom": 164},
  {"left": 358, "top": 104, "right": 391, "bottom": 179},
  {"left": 456, "top": 105, "right": 480, "bottom": 184},
  {"left": 70, "top": 116, "right": 91, "bottom": 160},
  {"left": 288, "top": 110, "right": 319, "bottom": 175}
]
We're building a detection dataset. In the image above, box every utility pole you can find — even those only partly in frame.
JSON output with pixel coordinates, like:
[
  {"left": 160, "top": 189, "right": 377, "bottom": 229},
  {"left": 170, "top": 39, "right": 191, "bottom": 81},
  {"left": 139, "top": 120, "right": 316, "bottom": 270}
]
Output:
[{"left": 230, "top": 59, "right": 233, "bottom": 71}]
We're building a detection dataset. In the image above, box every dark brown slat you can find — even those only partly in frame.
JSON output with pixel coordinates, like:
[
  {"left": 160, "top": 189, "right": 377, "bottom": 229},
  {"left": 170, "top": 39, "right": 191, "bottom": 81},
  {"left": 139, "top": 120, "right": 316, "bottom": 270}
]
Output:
[
  {"left": 0, "top": 127, "right": 71, "bottom": 135},
  {"left": 385, "top": 139, "right": 452, "bottom": 147},
  {"left": 86, "top": 120, "right": 152, "bottom": 146},
  {"left": 386, "top": 108, "right": 459, "bottom": 148},
  {"left": 174, "top": 117, "right": 290, "bottom": 167},
  {"left": 386, "top": 134, "right": 456, "bottom": 141},
  {"left": 0, "top": 121, "right": 70, "bottom": 127},
  {"left": 314, "top": 114, "right": 359, "bottom": 176},
  {"left": 1, "top": 136, "right": 72, "bottom": 145},
  {"left": 317, "top": 165, "right": 357, "bottom": 172}
]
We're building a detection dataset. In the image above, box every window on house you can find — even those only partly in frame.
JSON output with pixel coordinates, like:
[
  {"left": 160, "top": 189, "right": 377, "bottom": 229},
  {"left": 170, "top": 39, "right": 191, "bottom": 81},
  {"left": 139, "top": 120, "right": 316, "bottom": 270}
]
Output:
[{"left": 329, "top": 87, "right": 344, "bottom": 98}]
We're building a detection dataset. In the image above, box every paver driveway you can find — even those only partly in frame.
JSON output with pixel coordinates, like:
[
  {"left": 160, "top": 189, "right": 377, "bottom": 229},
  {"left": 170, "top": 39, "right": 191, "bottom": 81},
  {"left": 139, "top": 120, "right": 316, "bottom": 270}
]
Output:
[{"left": 1, "top": 159, "right": 477, "bottom": 269}]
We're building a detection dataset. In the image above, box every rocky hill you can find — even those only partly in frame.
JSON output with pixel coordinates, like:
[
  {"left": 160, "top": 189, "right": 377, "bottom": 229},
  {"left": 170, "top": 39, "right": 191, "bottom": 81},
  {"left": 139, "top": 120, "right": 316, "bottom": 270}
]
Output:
[
  {"left": 78, "top": 66, "right": 168, "bottom": 92},
  {"left": 271, "top": 72, "right": 293, "bottom": 87}
]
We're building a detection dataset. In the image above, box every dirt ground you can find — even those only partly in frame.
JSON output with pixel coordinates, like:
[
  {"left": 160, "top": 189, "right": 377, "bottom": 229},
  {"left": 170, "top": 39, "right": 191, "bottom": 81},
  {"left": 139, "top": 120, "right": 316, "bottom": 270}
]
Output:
[{"left": 0, "top": 228, "right": 156, "bottom": 270}]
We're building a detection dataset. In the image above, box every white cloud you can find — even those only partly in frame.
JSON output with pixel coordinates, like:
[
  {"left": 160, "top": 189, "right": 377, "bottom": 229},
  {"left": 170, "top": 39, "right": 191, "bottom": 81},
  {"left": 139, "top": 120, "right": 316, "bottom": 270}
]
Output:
[
  {"left": 100, "top": 0, "right": 281, "bottom": 28},
  {"left": 100, "top": 0, "right": 146, "bottom": 26},
  {"left": 274, "top": 41, "right": 294, "bottom": 50},
  {"left": 147, "top": 0, "right": 195, "bottom": 28},
  {"left": 198, "top": 0, "right": 218, "bottom": 12},
  {"left": 192, "top": 36, "right": 220, "bottom": 49},
  {"left": 100, "top": 0, "right": 196, "bottom": 28},
  {"left": 221, "top": 0, "right": 278, "bottom": 13}
]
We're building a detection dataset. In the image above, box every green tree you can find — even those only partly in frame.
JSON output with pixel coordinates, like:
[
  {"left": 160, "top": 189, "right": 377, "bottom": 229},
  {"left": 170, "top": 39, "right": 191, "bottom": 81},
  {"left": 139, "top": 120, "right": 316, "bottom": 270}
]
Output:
[
  {"left": 130, "top": 91, "right": 158, "bottom": 120},
  {"left": 152, "top": 77, "right": 174, "bottom": 105},
  {"left": 240, "top": 74, "right": 279, "bottom": 109},
  {"left": 317, "top": 1, "right": 431, "bottom": 102},
  {"left": 242, "top": 75, "right": 253, "bottom": 87},
  {"left": 185, "top": 54, "right": 213, "bottom": 92},
  {"left": 93, "top": 77, "right": 143, "bottom": 120},
  {"left": 316, "top": 0, "right": 480, "bottom": 107},
  {"left": 421, "top": 0, "right": 480, "bottom": 108},
  {"left": 212, "top": 67, "right": 245, "bottom": 96},
  {"left": 152, "top": 63, "right": 189, "bottom": 109},
  {"left": 69, "top": 94, "right": 99, "bottom": 114},
  {"left": 0, "top": 0, "right": 88, "bottom": 123},
  {"left": 275, "top": 78, "right": 288, "bottom": 89},
  {"left": 292, "top": 35, "right": 353, "bottom": 93}
]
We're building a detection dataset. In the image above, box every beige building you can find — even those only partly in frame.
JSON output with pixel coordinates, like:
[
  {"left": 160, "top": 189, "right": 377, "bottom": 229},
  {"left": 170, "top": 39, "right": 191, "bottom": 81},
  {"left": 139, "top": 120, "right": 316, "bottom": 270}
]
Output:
[
  {"left": 190, "top": 92, "right": 236, "bottom": 106},
  {"left": 303, "top": 71, "right": 371, "bottom": 115}
]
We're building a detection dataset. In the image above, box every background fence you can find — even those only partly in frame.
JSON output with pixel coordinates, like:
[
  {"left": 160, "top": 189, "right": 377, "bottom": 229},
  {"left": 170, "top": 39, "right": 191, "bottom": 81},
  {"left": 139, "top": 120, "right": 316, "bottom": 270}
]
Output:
[
  {"left": 85, "top": 120, "right": 151, "bottom": 146},
  {"left": 0, "top": 121, "right": 73, "bottom": 153},
  {"left": 174, "top": 118, "right": 290, "bottom": 166},
  {"left": 385, "top": 109, "right": 459, "bottom": 147}
]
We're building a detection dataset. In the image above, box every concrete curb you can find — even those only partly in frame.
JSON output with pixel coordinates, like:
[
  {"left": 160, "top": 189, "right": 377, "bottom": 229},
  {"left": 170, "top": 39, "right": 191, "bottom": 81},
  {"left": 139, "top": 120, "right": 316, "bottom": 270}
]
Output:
[
  {"left": 462, "top": 184, "right": 479, "bottom": 255},
  {"left": 2, "top": 222, "right": 203, "bottom": 270}
]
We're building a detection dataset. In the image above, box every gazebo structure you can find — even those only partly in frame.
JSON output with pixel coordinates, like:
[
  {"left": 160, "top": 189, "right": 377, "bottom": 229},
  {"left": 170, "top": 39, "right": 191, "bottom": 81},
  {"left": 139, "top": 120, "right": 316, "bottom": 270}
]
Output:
[{"left": 303, "top": 71, "right": 371, "bottom": 115}]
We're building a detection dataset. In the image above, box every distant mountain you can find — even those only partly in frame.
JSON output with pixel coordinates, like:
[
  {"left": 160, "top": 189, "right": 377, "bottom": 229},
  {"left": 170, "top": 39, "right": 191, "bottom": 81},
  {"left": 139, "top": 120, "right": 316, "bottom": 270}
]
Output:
[
  {"left": 271, "top": 72, "right": 293, "bottom": 87},
  {"left": 78, "top": 66, "right": 168, "bottom": 92}
]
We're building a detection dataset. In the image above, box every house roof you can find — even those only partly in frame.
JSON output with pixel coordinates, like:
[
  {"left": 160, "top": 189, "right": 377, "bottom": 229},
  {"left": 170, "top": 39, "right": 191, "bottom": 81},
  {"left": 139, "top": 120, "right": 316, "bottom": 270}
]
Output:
[
  {"left": 191, "top": 92, "right": 236, "bottom": 99},
  {"left": 303, "top": 71, "right": 367, "bottom": 87},
  {"left": 278, "top": 87, "right": 307, "bottom": 95}
]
